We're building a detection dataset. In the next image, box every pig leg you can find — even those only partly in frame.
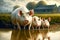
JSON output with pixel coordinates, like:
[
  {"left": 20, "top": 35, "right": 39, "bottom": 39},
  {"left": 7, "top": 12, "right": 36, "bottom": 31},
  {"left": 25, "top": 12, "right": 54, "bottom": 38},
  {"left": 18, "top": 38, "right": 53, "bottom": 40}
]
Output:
[
  {"left": 17, "top": 22, "right": 21, "bottom": 30},
  {"left": 24, "top": 27, "right": 25, "bottom": 29},
  {"left": 38, "top": 26, "right": 40, "bottom": 30},
  {"left": 29, "top": 24, "right": 32, "bottom": 30}
]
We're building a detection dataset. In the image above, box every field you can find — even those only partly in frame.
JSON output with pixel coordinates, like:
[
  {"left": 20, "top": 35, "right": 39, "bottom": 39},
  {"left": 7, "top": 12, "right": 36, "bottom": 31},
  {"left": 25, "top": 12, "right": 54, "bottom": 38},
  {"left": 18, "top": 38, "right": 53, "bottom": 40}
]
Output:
[
  {"left": 35, "top": 13, "right": 60, "bottom": 16},
  {"left": 0, "top": 13, "right": 60, "bottom": 28},
  {"left": 0, "top": 13, "right": 12, "bottom": 28},
  {"left": 34, "top": 13, "right": 60, "bottom": 24}
]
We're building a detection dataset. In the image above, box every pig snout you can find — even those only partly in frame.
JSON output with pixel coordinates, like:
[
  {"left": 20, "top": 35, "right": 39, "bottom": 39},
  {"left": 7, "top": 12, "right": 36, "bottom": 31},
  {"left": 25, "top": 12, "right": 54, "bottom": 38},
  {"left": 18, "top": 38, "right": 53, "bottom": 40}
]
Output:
[{"left": 24, "top": 20, "right": 29, "bottom": 25}]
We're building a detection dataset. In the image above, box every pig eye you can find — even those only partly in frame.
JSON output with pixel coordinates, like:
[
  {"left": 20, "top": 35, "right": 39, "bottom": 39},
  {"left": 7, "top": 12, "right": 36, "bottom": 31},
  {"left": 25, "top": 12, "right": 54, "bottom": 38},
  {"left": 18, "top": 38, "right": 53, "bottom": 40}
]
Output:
[
  {"left": 27, "top": 12, "right": 29, "bottom": 14},
  {"left": 27, "top": 12, "right": 29, "bottom": 15},
  {"left": 26, "top": 13, "right": 29, "bottom": 16}
]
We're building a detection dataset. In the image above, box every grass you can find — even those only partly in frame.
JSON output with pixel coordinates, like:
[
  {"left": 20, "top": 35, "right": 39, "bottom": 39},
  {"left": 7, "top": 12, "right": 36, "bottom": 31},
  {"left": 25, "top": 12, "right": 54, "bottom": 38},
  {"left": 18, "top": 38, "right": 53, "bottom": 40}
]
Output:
[
  {"left": 0, "top": 13, "right": 12, "bottom": 28},
  {"left": 34, "top": 13, "right": 60, "bottom": 24},
  {"left": 0, "top": 13, "right": 60, "bottom": 25},
  {"left": 0, "top": 13, "right": 11, "bottom": 23},
  {"left": 34, "top": 13, "right": 60, "bottom": 16}
]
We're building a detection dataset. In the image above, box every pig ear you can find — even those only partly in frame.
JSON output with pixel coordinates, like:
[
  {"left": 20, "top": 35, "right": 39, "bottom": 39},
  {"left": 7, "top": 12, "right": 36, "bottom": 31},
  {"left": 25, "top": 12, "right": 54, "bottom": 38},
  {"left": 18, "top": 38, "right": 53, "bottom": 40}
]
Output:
[
  {"left": 29, "top": 9, "right": 34, "bottom": 16},
  {"left": 18, "top": 10, "right": 22, "bottom": 16},
  {"left": 48, "top": 17, "right": 51, "bottom": 22}
]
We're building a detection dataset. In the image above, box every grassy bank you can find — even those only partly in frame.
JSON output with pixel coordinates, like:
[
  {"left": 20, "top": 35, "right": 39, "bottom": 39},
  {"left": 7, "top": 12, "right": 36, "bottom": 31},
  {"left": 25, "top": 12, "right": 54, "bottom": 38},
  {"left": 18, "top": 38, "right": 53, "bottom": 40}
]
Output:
[
  {"left": 0, "top": 13, "right": 13, "bottom": 28},
  {"left": 0, "top": 13, "right": 11, "bottom": 23},
  {"left": 34, "top": 14, "right": 60, "bottom": 16},
  {"left": 34, "top": 14, "right": 60, "bottom": 24},
  {"left": 0, "top": 13, "right": 60, "bottom": 27}
]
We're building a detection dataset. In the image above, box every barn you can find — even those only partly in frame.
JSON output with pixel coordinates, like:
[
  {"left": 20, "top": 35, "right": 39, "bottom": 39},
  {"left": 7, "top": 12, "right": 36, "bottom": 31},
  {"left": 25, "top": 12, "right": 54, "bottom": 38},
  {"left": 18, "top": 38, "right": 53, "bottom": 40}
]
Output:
[{"left": 34, "top": 4, "right": 57, "bottom": 13}]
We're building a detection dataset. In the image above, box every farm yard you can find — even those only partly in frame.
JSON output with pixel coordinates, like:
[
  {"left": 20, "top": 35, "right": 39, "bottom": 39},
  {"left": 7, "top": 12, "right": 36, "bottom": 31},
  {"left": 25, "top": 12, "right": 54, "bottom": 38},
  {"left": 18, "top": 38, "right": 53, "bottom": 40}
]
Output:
[
  {"left": 1, "top": 0, "right": 60, "bottom": 40},
  {"left": 0, "top": 13, "right": 60, "bottom": 40}
]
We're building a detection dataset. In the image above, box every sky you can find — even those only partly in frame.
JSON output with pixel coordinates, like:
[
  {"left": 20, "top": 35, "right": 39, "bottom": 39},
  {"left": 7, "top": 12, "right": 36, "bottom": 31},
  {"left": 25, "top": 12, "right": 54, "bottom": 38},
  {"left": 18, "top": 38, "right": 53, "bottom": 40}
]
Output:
[{"left": 0, "top": 0, "right": 60, "bottom": 12}]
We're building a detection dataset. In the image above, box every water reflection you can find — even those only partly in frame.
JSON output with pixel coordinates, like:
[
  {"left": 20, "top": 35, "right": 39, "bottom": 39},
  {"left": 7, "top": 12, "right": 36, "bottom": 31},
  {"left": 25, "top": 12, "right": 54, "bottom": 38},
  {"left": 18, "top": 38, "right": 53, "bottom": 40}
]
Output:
[
  {"left": 11, "top": 30, "right": 50, "bottom": 40},
  {"left": 0, "top": 29, "right": 60, "bottom": 40}
]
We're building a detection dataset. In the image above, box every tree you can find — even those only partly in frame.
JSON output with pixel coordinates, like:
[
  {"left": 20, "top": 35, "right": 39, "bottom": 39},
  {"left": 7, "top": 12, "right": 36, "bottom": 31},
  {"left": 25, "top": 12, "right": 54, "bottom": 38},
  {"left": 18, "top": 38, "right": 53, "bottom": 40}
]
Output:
[
  {"left": 26, "top": 2, "right": 36, "bottom": 10},
  {"left": 13, "top": 5, "right": 20, "bottom": 11},
  {"left": 36, "top": 1, "right": 47, "bottom": 8}
]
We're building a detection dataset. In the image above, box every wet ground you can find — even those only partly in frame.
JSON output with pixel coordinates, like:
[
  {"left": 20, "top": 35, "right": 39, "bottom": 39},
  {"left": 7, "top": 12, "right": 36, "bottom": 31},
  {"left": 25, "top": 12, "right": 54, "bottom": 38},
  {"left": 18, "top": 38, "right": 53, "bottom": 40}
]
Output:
[{"left": 0, "top": 24, "right": 60, "bottom": 40}]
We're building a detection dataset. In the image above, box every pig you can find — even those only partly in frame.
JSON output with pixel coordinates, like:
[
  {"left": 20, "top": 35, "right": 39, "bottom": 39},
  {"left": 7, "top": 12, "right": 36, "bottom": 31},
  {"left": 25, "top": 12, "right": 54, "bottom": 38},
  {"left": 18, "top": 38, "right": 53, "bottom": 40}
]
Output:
[
  {"left": 32, "top": 16, "right": 42, "bottom": 30},
  {"left": 11, "top": 6, "right": 34, "bottom": 30},
  {"left": 41, "top": 17, "right": 51, "bottom": 29}
]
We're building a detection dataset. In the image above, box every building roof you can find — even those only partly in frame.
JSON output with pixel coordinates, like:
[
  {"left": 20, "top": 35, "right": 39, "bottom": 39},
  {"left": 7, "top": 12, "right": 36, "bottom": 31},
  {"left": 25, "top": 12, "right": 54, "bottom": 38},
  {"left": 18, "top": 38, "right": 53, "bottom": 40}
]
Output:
[{"left": 34, "top": 5, "right": 57, "bottom": 9}]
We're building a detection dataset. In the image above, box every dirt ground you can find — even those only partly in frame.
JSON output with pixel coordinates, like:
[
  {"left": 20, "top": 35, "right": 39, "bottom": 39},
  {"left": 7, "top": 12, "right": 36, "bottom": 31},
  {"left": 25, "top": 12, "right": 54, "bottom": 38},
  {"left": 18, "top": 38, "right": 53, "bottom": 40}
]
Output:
[{"left": 49, "top": 23, "right": 60, "bottom": 31}]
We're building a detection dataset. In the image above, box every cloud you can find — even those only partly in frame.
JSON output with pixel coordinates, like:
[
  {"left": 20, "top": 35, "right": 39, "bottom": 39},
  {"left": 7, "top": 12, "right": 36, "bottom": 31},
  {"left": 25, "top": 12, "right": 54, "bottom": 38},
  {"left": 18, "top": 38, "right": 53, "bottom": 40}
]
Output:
[
  {"left": 0, "top": 0, "right": 5, "bottom": 6},
  {"left": 45, "top": 0, "right": 60, "bottom": 6},
  {"left": 0, "top": 0, "right": 60, "bottom": 12}
]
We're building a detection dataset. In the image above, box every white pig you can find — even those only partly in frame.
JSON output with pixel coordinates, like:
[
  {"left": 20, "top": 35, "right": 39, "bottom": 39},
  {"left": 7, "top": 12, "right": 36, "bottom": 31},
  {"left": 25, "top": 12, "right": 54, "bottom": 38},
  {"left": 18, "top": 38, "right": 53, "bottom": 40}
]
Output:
[
  {"left": 32, "top": 16, "right": 42, "bottom": 30},
  {"left": 41, "top": 17, "right": 51, "bottom": 29},
  {"left": 11, "top": 6, "right": 34, "bottom": 30}
]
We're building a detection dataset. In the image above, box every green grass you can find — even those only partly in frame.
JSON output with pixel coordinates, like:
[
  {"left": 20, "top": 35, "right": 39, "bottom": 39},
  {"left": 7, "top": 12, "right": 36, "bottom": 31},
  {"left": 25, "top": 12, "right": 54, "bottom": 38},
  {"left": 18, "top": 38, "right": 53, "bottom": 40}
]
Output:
[
  {"left": 0, "top": 13, "right": 60, "bottom": 24},
  {"left": 0, "top": 13, "right": 11, "bottom": 24},
  {"left": 34, "top": 13, "right": 60, "bottom": 24},
  {"left": 34, "top": 14, "right": 60, "bottom": 16}
]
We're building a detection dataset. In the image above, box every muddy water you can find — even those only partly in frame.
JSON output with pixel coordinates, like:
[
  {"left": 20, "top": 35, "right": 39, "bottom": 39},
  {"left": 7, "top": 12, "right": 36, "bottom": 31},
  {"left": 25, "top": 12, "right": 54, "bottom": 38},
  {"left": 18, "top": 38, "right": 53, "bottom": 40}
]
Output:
[{"left": 0, "top": 26, "right": 60, "bottom": 40}]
